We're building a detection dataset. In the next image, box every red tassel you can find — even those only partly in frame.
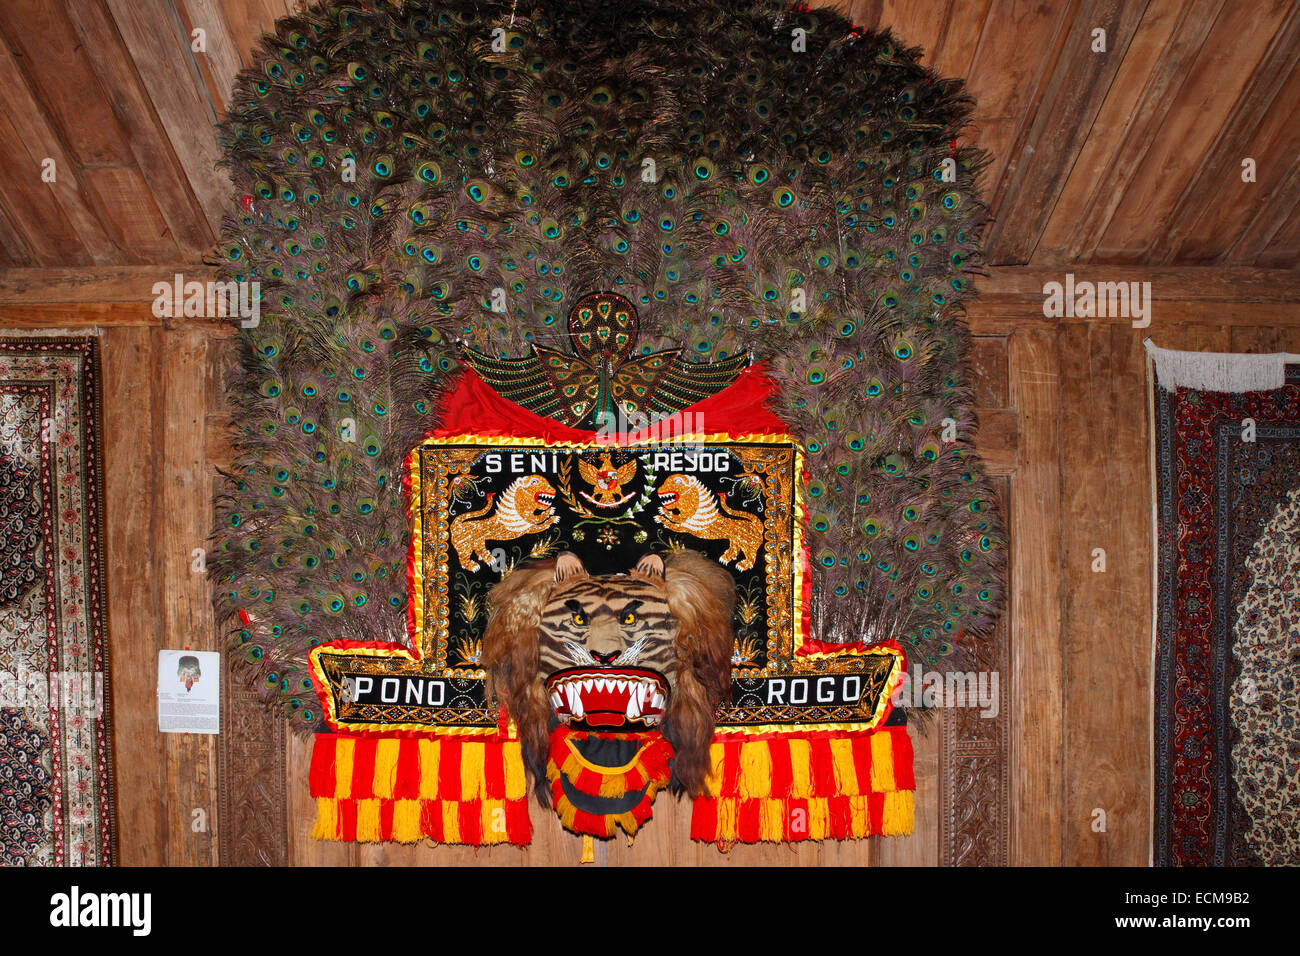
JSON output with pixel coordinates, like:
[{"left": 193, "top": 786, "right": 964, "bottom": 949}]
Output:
[
  {"left": 420, "top": 800, "right": 442, "bottom": 841},
  {"left": 828, "top": 795, "right": 851, "bottom": 839},
  {"left": 809, "top": 737, "right": 836, "bottom": 797},
  {"left": 692, "top": 796, "right": 719, "bottom": 842},
  {"left": 786, "top": 797, "right": 810, "bottom": 841},
  {"left": 438, "top": 739, "right": 462, "bottom": 800},
  {"left": 394, "top": 738, "right": 421, "bottom": 799},
  {"left": 769, "top": 741, "right": 794, "bottom": 798},
  {"left": 737, "top": 798, "right": 761, "bottom": 842},
  {"left": 869, "top": 791, "right": 886, "bottom": 834},
  {"left": 350, "top": 738, "right": 377, "bottom": 799},
  {"left": 309, "top": 736, "right": 338, "bottom": 797},
  {"left": 506, "top": 798, "right": 532, "bottom": 845},
  {"left": 850, "top": 733, "right": 873, "bottom": 793},
  {"left": 483, "top": 745, "right": 506, "bottom": 800},
  {"left": 337, "top": 798, "right": 358, "bottom": 841},
  {"left": 720, "top": 740, "right": 743, "bottom": 796},
  {"left": 458, "top": 800, "right": 482, "bottom": 844},
  {"left": 892, "top": 728, "right": 916, "bottom": 790},
  {"left": 379, "top": 798, "right": 395, "bottom": 839}
]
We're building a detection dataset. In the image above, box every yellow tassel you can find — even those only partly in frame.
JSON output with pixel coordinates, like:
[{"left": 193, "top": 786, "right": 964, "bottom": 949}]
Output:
[
  {"left": 417, "top": 738, "right": 440, "bottom": 799},
  {"left": 703, "top": 742, "right": 724, "bottom": 797},
  {"left": 716, "top": 797, "right": 738, "bottom": 842},
  {"left": 356, "top": 799, "right": 382, "bottom": 842},
  {"left": 808, "top": 798, "right": 829, "bottom": 840},
  {"left": 598, "top": 769, "right": 628, "bottom": 798},
  {"left": 460, "top": 741, "right": 485, "bottom": 800},
  {"left": 503, "top": 741, "right": 527, "bottom": 800},
  {"left": 311, "top": 797, "right": 338, "bottom": 840},
  {"left": 372, "top": 738, "right": 400, "bottom": 799},
  {"left": 760, "top": 798, "right": 784, "bottom": 840},
  {"left": 788, "top": 737, "right": 811, "bottom": 797},
  {"left": 829, "top": 738, "right": 859, "bottom": 795},
  {"left": 849, "top": 795, "right": 870, "bottom": 837},
  {"left": 392, "top": 799, "right": 422, "bottom": 843},
  {"left": 626, "top": 833, "right": 635, "bottom": 848},
  {"left": 441, "top": 801, "right": 460, "bottom": 843},
  {"left": 738, "top": 741, "right": 773, "bottom": 798},
  {"left": 580, "top": 835, "right": 595, "bottom": 864},
  {"left": 870, "top": 730, "right": 896, "bottom": 792},
  {"left": 334, "top": 737, "right": 355, "bottom": 799},
  {"left": 882, "top": 790, "right": 915, "bottom": 836},
  {"left": 479, "top": 799, "right": 507, "bottom": 844}
]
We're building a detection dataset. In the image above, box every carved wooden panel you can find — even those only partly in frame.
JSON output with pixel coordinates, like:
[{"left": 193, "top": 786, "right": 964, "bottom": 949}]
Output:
[
  {"left": 218, "top": 654, "right": 288, "bottom": 866},
  {"left": 939, "top": 437, "right": 1013, "bottom": 865}
]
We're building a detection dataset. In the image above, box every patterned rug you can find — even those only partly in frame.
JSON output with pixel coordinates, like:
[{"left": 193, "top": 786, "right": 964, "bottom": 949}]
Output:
[
  {"left": 1152, "top": 348, "right": 1300, "bottom": 866},
  {"left": 0, "top": 337, "right": 115, "bottom": 866}
]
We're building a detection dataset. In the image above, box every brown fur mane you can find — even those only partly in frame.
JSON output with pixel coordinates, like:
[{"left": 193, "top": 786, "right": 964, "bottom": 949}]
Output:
[{"left": 481, "top": 550, "right": 735, "bottom": 804}]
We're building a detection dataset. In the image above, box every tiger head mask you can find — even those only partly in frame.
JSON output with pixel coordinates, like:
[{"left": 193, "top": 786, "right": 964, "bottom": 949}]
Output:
[{"left": 482, "top": 549, "right": 735, "bottom": 806}]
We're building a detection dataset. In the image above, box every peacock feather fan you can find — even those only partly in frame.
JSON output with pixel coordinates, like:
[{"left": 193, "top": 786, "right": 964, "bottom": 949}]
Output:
[{"left": 212, "top": 0, "right": 1007, "bottom": 725}]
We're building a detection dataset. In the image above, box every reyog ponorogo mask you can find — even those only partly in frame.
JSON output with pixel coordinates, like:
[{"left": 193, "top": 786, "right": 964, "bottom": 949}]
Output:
[{"left": 213, "top": 0, "right": 1007, "bottom": 854}]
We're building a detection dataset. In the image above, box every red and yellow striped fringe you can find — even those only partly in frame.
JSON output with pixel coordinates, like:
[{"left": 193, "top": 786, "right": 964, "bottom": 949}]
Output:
[
  {"left": 690, "top": 726, "right": 915, "bottom": 843},
  {"left": 309, "top": 734, "right": 532, "bottom": 846},
  {"left": 547, "top": 730, "right": 674, "bottom": 838}
]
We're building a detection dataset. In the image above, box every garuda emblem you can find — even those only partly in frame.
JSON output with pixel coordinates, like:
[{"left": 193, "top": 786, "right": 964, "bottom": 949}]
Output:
[{"left": 461, "top": 292, "right": 748, "bottom": 428}]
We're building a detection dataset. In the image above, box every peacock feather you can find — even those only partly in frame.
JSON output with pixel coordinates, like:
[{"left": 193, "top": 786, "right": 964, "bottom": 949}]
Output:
[{"left": 211, "top": 0, "right": 1007, "bottom": 725}]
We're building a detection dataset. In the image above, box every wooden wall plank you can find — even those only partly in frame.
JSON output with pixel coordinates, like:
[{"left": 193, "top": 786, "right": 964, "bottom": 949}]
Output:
[
  {"left": 155, "top": 326, "right": 220, "bottom": 865},
  {"left": 101, "top": 325, "right": 166, "bottom": 866},
  {"left": 985, "top": 0, "right": 1151, "bottom": 265},
  {"left": 1059, "top": 324, "right": 1149, "bottom": 865},
  {"left": 1008, "top": 327, "right": 1063, "bottom": 865}
]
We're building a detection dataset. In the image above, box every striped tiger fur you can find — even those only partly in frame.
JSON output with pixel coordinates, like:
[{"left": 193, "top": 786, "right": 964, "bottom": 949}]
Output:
[{"left": 482, "top": 549, "right": 735, "bottom": 803}]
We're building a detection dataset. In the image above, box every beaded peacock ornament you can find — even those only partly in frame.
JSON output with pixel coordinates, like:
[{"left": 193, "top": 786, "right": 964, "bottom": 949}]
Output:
[{"left": 212, "top": 0, "right": 1007, "bottom": 728}]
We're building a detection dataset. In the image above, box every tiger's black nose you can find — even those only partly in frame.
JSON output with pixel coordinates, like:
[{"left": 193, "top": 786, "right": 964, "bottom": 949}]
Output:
[{"left": 592, "top": 651, "right": 619, "bottom": 665}]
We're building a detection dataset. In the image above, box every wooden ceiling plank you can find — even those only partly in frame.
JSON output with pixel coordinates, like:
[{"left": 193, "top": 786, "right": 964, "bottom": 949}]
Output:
[
  {"left": 1092, "top": 0, "right": 1294, "bottom": 263},
  {"left": 0, "top": 108, "right": 92, "bottom": 265},
  {"left": 877, "top": 1, "right": 950, "bottom": 66},
  {"left": 0, "top": 26, "right": 122, "bottom": 263},
  {"left": 1235, "top": 153, "right": 1300, "bottom": 265},
  {"left": 81, "top": 167, "right": 183, "bottom": 265},
  {"left": 1255, "top": 190, "right": 1300, "bottom": 269},
  {"left": 218, "top": 0, "right": 288, "bottom": 67},
  {"left": 1155, "top": 4, "right": 1300, "bottom": 263},
  {"left": 960, "top": 0, "right": 1075, "bottom": 204},
  {"left": 0, "top": 201, "right": 38, "bottom": 268},
  {"left": 61, "top": 0, "right": 216, "bottom": 257},
  {"left": 983, "top": 0, "right": 1152, "bottom": 266},
  {"left": 0, "top": 0, "right": 135, "bottom": 167},
  {"left": 1032, "top": 0, "right": 1204, "bottom": 264},
  {"left": 177, "top": 0, "right": 245, "bottom": 115},
  {"left": 929, "top": 0, "right": 992, "bottom": 79},
  {"left": 103, "top": 0, "right": 232, "bottom": 237}
]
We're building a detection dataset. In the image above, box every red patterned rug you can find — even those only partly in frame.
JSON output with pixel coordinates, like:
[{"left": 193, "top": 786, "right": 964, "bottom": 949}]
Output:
[
  {"left": 1152, "top": 347, "right": 1300, "bottom": 866},
  {"left": 0, "top": 337, "right": 115, "bottom": 866}
]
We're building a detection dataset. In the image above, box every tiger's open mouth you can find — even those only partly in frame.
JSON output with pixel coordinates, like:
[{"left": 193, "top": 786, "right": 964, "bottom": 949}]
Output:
[
  {"left": 535, "top": 492, "right": 555, "bottom": 509},
  {"left": 546, "top": 667, "right": 668, "bottom": 728},
  {"left": 656, "top": 490, "right": 677, "bottom": 507}
]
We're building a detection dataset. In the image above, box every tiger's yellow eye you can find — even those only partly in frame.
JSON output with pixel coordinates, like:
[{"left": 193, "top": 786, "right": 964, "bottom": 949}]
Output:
[
  {"left": 621, "top": 610, "right": 636, "bottom": 625},
  {"left": 572, "top": 611, "right": 587, "bottom": 626}
]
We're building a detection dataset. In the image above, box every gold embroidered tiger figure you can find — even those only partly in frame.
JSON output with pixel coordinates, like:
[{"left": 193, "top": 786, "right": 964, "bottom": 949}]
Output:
[
  {"left": 654, "top": 473, "right": 764, "bottom": 571},
  {"left": 450, "top": 474, "right": 558, "bottom": 571}
]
